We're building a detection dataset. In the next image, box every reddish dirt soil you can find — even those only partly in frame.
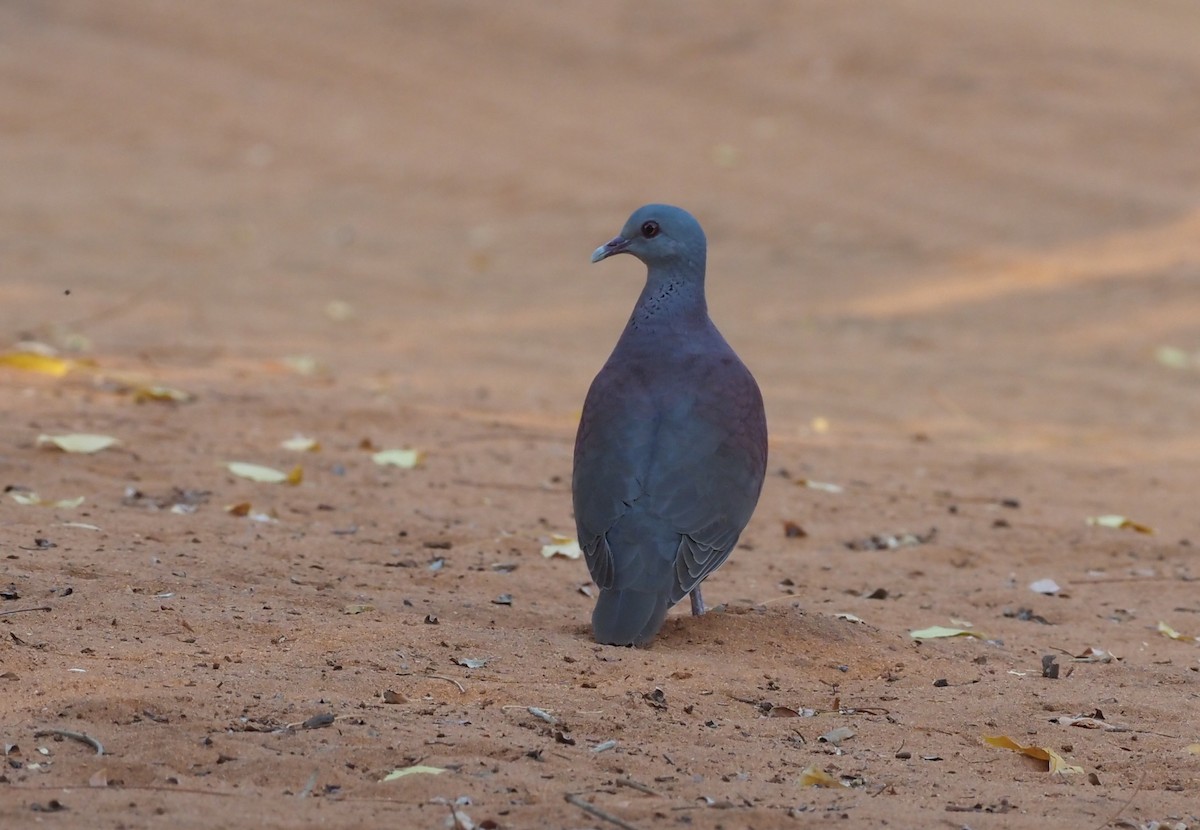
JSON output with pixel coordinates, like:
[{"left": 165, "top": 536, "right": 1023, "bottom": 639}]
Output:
[{"left": 2, "top": 3, "right": 1199, "bottom": 828}]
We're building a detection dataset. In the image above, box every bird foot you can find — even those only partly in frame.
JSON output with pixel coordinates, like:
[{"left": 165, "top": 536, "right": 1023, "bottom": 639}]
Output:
[{"left": 690, "top": 587, "right": 706, "bottom": 616}]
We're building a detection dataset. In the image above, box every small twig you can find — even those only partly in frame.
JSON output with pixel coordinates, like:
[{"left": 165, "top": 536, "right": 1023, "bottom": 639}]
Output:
[
  {"left": 296, "top": 771, "right": 318, "bottom": 799},
  {"left": 1093, "top": 768, "right": 1147, "bottom": 830},
  {"left": 397, "top": 672, "right": 465, "bottom": 693},
  {"left": 0, "top": 606, "right": 52, "bottom": 617},
  {"left": 8, "top": 784, "right": 235, "bottom": 797},
  {"left": 33, "top": 728, "right": 104, "bottom": 756},
  {"left": 615, "top": 777, "right": 660, "bottom": 797},
  {"left": 565, "top": 793, "right": 642, "bottom": 830}
]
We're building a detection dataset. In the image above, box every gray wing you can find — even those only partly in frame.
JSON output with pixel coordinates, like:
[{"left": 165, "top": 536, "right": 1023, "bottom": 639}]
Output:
[{"left": 573, "top": 353, "right": 767, "bottom": 602}]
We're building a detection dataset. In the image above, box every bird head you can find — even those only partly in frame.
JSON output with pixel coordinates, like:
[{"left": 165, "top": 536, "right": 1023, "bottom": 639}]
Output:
[{"left": 591, "top": 204, "right": 707, "bottom": 270}]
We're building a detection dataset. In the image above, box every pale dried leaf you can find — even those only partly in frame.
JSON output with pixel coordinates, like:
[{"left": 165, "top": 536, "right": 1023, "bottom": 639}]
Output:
[
  {"left": 1157, "top": 621, "right": 1196, "bottom": 642},
  {"left": 381, "top": 765, "right": 444, "bottom": 781},
  {"left": 37, "top": 433, "right": 119, "bottom": 454},
  {"left": 541, "top": 535, "right": 583, "bottom": 560},
  {"left": 910, "top": 625, "right": 984, "bottom": 640},
  {"left": 372, "top": 449, "right": 424, "bottom": 469},
  {"left": 281, "top": 435, "right": 320, "bottom": 452},
  {"left": 1087, "top": 514, "right": 1154, "bottom": 534}
]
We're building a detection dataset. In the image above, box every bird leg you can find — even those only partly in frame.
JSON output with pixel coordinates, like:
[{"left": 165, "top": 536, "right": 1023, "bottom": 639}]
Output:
[{"left": 689, "top": 586, "right": 706, "bottom": 616}]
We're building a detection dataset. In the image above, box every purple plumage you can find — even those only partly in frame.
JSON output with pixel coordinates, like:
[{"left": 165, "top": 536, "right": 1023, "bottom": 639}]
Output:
[{"left": 573, "top": 205, "right": 768, "bottom": 646}]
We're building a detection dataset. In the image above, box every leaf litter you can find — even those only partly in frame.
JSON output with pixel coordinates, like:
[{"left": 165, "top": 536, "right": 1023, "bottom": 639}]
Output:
[
  {"left": 1087, "top": 514, "right": 1154, "bottom": 534},
  {"left": 227, "top": 462, "right": 303, "bottom": 485},
  {"left": 540, "top": 535, "right": 582, "bottom": 560},
  {"left": 982, "top": 735, "right": 1083, "bottom": 774},
  {"left": 37, "top": 434, "right": 119, "bottom": 454}
]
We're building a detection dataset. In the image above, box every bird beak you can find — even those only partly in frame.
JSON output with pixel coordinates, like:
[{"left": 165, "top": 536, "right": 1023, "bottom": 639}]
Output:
[{"left": 591, "top": 235, "right": 630, "bottom": 263}]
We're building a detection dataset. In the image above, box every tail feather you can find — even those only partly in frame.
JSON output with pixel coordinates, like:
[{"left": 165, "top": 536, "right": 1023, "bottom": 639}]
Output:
[{"left": 592, "top": 588, "right": 671, "bottom": 646}]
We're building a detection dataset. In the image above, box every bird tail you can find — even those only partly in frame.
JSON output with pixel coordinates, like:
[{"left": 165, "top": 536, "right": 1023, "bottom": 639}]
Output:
[{"left": 592, "top": 589, "right": 671, "bottom": 647}]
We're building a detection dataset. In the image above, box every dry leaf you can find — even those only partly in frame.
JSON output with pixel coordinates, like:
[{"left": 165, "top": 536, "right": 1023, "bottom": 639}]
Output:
[
  {"left": 1073, "top": 647, "right": 1114, "bottom": 663},
  {"left": 343, "top": 604, "right": 375, "bottom": 615},
  {"left": 983, "top": 735, "right": 1083, "bottom": 774},
  {"left": 798, "top": 764, "right": 847, "bottom": 788},
  {"left": 227, "top": 462, "right": 301, "bottom": 485},
  {"left": 281, "top": 435, "right": 320, "bottom": 452},
  {"left": 1086, "top": 515, "right": 1154, "bottom": 534},
  {"left": 834, "top": 612, "right": 864, "bottom": 624},
  {"left": 133, "top": 385, "right": 193, "bottom": 404},
  {"left": 1029, "top": 578, "right": 1061, "bottom": 595},
  {"left": 541, "top": 535, "right": 583, "bottom": 560},
  {"left": 1185, "top": 744, "right": 1200, "bottom": 755},
  {"left": 10, "top": 492, "right": 85, "bottom": 509},
  {"left": 225, "top": 502, "right": 252, "bottom": 517},
  {"left": 372, "top": 448, "right": 424, "bottom": 469},
  {"left": 0, "top": 351, "right": 76, "bottom": 377},
  {"left": 818, "top": 726, "right": 856, "bottom": 746},
  {"left": 381, "top": 765, "right": 444, "bottom": 781},
  {"left": 1156, "top": 621, "right": 1196, "bottom": 642},
  {"left": 798, "top": 479, "right": 843, "bottom": 493},
  {"left": 910, "top": 625, "right": 985, "bottom": 640},
  {"left": 37, "top": 433, "right": 119, "bottom": 454}
]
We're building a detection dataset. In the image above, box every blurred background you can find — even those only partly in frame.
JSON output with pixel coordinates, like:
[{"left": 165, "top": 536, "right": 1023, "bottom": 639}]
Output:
[{"left": 3, "top": 0, "right": 1199, "bottom": 459}]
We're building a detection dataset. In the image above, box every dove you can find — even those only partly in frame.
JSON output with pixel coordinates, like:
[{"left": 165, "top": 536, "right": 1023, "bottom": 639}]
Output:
[{"left": 573, "top": 204, "right": 768, "bottom": 646}]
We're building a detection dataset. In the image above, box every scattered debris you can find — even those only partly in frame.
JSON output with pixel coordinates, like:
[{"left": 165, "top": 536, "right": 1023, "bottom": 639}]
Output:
[
  {"left": 541, "top": 535, "right": 583, "bottom": 559},
  {"left": 1087, "top": 515, "right": 1154, "bottom": 535},
  {"left": 281, "top": 435, "right": 320, "bottom": 452},
  {"left": 798, "top": 479, "right": 843, "bottom": 493},
  {"left": 1073, "top": 647, "right": 1115, "bottom": 663},
  {"left": 1041, "top": 655, "right": 1060, "bottom": 679},
  {"left": 798, "top": 764, "right": 847, "bottom": 788},
  {"left": 37, "top": 434, "right": 119, "bottom": 454},
  {"left": 982, "top": 735, "right": 1083, "bottom": 774},
  {"left": 227, "top": 462, "right": 302, "bottom": 485},
  {"left": 372, "top": 449, "right": 424, "bottom": 469},
  {"left": 782, "top": 520, "right": 807, "bottom": 538},
  {"left": 1157, "top": 621, "right": 1196, "bottom": 642},
  {"left": 452, "top": 657, "right": 489, "bottom": 669},
  {"left": 1029, "top": 578, "right": 1062, "bottom": 595},
  {"left": 846, "top": 528, "right": 936, "bottom": 551},
  {"left": 642, "top": 688, "right": 667, "bottom": 710},
  {"left": 1004, "top": 607, "right": 1052, "bottom": 625},
  {"left": 818, "top": 726, "right": 856, "bottom": 746},
  {"left": 910, "top": 625, "right": 985, "bottom": 640},
  {"left": 381, "top": 765, "right": 445, "bottom": 781},
  {"left": 32, "top": 729, "right": 104, "bottom": 756}
]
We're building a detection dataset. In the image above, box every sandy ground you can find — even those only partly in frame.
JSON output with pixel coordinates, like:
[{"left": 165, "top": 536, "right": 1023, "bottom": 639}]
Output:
[{"left": 2, "top": 2, "right": 1200, "bottom": 828}]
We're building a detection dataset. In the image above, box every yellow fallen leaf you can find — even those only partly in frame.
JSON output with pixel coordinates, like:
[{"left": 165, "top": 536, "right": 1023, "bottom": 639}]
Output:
[
  {"left": 37, "top": 433, "right": 119, "bottom": 454},
  {"left": 285, "top": 465, "right": 303, "bottom": 485},
  {"left": 9, "top": 492, "right": 85, "bottom": 509},
  {"left": 381, "top": 765, "right": 445, "bottom": 781},
  {"left": 1157, "top": 621, "right": 1196, "bottom": 642},
  {"left": 227, "top": 462, "right": 292, "bottom": 484},
  {"left": 372, "top": 449, "right": 424, "bottom": 469},
  {"left": 133, "top": 385, "right": 194, "bottom": 404},
  {"left": 0, "top": 351, "right": 76, "bottom": 377},
  {"left": 983, "top": 735, "right": 1083, "bottom": 774},
  {"left": 1086, "top": 515, "right": 1153, "bottom": 534},
  {"left": 541, "top": 535, "right": 583, "bottom": 560},
  {"left": 798, "top": 479, "right": 843, "bottom": 493},
  {"left": 281, "top": 435, "right": 320, "bottom": 452},
  {"left": 798, "top": 764, "right": 847, "bottom": 788},
  {"left": 910, "top": 626, "right": 985, "bottom": 640}
]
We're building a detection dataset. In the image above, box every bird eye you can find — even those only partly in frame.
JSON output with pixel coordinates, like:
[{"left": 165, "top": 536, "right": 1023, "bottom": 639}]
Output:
[{"left": 641, "top": 221, "right": 660, "bottom": 238}]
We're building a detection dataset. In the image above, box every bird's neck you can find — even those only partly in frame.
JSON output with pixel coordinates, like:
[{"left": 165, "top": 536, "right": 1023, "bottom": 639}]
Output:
[{"left": 624, "top": 263, "right": 709, "bottom": 336}]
